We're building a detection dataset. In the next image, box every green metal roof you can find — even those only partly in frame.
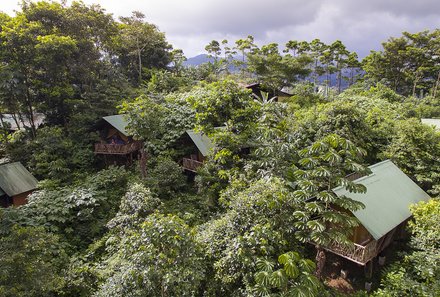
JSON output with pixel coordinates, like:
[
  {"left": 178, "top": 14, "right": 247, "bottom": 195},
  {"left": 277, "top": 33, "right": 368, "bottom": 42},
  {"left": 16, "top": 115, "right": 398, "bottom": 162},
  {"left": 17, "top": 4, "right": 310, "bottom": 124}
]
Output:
[
  {"left": 421, "top": 118, "right": 440, "bottom": 130},
  {"left": 186, "top": 130, "right": 214, "bottom": 157},
  {"left": 0, "top": 162, "right": 38, "bottom": 197},
  {"left": 333, "top": 160, "right": 430, "bottom": 240},
  {"left": 103, "top": 115, "right": 129, "bottom": 136}
]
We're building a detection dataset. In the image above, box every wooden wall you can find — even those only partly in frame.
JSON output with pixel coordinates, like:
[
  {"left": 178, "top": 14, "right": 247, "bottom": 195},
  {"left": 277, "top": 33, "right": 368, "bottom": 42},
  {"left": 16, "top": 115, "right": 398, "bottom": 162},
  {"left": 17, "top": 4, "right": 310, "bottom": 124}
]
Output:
[
  {"left": 12, "top": 190, "right": 34, "bottom": 207},
  {"left": 351, "top": 224, "right": 373, "bottom": 245}
]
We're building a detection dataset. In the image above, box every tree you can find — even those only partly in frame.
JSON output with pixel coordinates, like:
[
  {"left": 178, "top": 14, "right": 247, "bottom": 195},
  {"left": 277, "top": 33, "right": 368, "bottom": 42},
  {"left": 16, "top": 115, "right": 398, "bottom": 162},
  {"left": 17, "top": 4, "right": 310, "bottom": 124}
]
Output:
[
  {"left": 287, "top": 134, "right": 369, "bottom": 278},
  {"left": 0, "top": 166, "right": 130, "bottom": 248},
  {"left": 308, "top": 39, "right": 327, "bottom": 86},
  {"left": 170, "top": 48, "right": 187, "bottom": 75},
  {"left": 382, "top": 118, "right": 440, "bottom": 195},
  {"left": 106, "top": 182, "right": 161, "bottom": 238},
  {"left": 233, "top": 35, "right": 256, "bottom": 76},
  {"left": 145, "top": 157, "right": 187, "bottom": 199},
  {"left": 197, "top": 178, "right": 307, "bottom": 295},
  {"left": 346, "top": 52, "right": 362, "bottom": 86},
  {"left": 186, "top": 79, "right": 257, "bottom": 132},
  {"left": 95, "top": 213, "right": 206, "bottom": 297},
  {"left": 363, "top": 30, "right": 440, "bottom": 96},
  {"left": 0, "top": 225, "right": 68, "bottom": 297},
  {"left": 0, "top": 12, "right": 46, "bottom": 135},
  {"left": 117, "top": 11, "right": 172, "bottom": 85},
  {"left": 25, "top": 126, "right": 95, "bottom": 183},
  {"left": 373, "top": 199, "right": 440, "bottom": 297},
  {"left": 252, "top": 252, "right": 323, "bottom": 297},
  {"left": 247, "top": 43, "right": 312, "bottom": 94},
  {"left": 292, "top": 99, "right": 381, "bottom": 162},
  {"left": 330, "top": 40, "right": 350, "bottom": 93},
  {"left": 205, "top": 39, "right": 228, "bottom": 77},
  {"left": 0, "top": 1, "right": 128, "bottom": 128},
  {"left": 285, "top": 40, "right": 299, "bottom": 56},
  {"left": 235, "top": 35, "right": 255, "bottom": 62},
  {"left": 220, "top": 39, "right": 236, "bottom": 75},
  {"left": 205, "top": 40, "right": 221, "bottom": 62},
  {"left": 120, "top": 93, "right": 195, "bottom": 155}
]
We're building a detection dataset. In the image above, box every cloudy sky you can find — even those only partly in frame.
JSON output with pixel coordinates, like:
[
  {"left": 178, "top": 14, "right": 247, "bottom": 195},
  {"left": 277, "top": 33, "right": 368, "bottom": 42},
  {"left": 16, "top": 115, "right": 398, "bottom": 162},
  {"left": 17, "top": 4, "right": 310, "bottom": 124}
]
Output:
[{"left": 2, "top": 0, "right": 440, "bottom": 58}]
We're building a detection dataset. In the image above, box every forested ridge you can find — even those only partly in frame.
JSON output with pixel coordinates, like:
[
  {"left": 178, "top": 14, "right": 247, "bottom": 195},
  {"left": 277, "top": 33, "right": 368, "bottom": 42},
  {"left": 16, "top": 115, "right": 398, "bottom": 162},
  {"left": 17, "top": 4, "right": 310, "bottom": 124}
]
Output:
[{"left": 0, "top": 1, "right": 439, "bottom": 297}]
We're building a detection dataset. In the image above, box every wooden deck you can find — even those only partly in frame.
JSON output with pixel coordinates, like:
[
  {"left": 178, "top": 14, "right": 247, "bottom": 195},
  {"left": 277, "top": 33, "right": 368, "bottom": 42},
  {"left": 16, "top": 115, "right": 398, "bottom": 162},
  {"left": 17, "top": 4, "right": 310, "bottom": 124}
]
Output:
[
  {"left": 94, "top": 141, "right": 142, "bottom": 155},
  {"left": 323, "top": 240, "right": 379, "bottom": 265},
  {"left": 182, "top": 158, "right": 203, "bottom": 172}
]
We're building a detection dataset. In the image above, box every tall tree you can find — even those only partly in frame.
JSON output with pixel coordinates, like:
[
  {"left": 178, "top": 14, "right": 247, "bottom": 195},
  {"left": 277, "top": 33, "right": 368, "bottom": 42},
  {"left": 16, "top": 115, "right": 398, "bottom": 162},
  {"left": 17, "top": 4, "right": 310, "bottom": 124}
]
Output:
[
  {"left": 288, "top": 134, "right": 368, "bottom": 278},
  {"left": 330, "top": 40, "right": 349, "bottom": 93},
  {"left": 247, "top": 43, "right": 312, "bottom": 94},
  {"left": 363, "top": 30, "right": 440, "bottom": 96},
  {"left": 117, "top": 11, "right": 172, "bottom": 85},
  {"left": 234, "top": 35, "right": 256, "bottom": 76},
  {"left": 0, "top": 1, "right": 126, "bottom": 128}
]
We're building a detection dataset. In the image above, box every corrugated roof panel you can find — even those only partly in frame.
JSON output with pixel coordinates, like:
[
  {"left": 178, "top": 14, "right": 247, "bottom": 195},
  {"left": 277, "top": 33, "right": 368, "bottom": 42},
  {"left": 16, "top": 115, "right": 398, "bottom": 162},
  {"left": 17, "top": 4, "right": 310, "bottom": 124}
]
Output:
[
  {"left": 421, "top": 118, "right": 440, "bottom": 130},
  {"left": 186, "top": 130, "right": 214, "bottom": 157},
  {"left": 333, "top": 160, "right": 430, "bottom": 240},
  {"left": 0, "top": 162, "right": 38, "bottom": 196},
  {"left": 103, "top": 115, "right": 129, "bottom": 136}
]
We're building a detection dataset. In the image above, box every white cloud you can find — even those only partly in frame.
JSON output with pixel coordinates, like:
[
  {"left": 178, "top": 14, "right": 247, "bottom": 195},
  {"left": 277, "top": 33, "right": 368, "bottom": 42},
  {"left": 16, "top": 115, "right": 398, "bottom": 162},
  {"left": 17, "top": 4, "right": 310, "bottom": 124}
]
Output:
[{"left": 1, "top": 0, "right": 439, "bottom": 57}]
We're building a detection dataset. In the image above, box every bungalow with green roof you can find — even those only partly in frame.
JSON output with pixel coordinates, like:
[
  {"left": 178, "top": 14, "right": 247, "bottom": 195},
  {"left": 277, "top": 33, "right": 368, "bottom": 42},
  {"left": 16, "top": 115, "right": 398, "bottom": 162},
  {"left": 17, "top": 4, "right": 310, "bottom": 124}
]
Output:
[
  {"left": 94, "top": 115, "right": 142, "bottom": 163},
  {"left": 325, "top": 160, "right": 430, "bottom": 266},
  {"left": 0, "top": 162, "right": 38, "bottom": 207},
  {"left": 181, "top": 130, "right": 214, "bottom": 172}
]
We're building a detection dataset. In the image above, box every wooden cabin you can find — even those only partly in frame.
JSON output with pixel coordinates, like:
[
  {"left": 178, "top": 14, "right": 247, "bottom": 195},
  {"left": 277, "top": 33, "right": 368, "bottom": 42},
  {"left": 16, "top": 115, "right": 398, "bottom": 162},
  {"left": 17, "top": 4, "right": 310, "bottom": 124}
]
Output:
[
  {"left": 421, "top": 118, "right": 440, "bottom": 131},
  {"left": 245, "top": 82, "right": 293, "bottom": 102},
  {"left": 181, "top": 130, "right": 214, "bottom": 172},
  {"left": 94, "top": 115, "right": 142, "bottom": 164},
  {"left": 0, "top": 162, "right": 38, "bottom": 207},
  {"left": 324, "top": 160, "right": 430, "bottom": 266}
]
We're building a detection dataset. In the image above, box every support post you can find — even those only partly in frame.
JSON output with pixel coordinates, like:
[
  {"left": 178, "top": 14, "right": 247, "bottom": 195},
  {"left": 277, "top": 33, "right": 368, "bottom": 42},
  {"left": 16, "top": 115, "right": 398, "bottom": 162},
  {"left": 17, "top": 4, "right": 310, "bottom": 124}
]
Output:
[
  {"left": 315, "top": 246, "right": 326, "bottom": 279},
  {"left": 364, "top": 260, "right": 373, "bottom": 279}
]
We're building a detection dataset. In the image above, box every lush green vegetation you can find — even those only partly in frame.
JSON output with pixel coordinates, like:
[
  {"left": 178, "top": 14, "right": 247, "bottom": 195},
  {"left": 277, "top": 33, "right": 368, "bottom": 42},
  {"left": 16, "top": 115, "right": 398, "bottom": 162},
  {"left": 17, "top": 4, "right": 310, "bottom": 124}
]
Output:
[{"left": 0, "top": 1, "right": 439, "bottom": 296}]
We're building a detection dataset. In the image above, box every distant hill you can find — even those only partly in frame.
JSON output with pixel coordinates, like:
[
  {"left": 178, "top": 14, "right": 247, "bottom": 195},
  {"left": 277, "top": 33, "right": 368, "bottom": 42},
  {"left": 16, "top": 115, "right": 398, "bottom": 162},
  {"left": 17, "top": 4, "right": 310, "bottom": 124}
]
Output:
[
  {"left": 183, "top": 54, "right": 244, "bottom": 67},
  {"left": 183, "top": 54, "right": 212, "bottom": 66},
  {"left": 183, "top": 54, "right": 242, "bottom": 72},
  {"left": 183, "top": 54, "right": 362, "bottom": 90}
]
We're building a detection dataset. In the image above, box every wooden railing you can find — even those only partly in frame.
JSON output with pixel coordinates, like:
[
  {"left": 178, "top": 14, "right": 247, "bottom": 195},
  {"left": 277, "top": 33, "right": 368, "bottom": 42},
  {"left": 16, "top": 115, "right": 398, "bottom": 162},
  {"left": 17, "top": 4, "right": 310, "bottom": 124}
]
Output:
[
  {"left": 345, "top": 172, "right": 368, "bottom": 181},
  {"left": 182, "top": 158, "right": 203, "bottom": 172},
  {"left": 323, "top": 239, "right": 378, "bottom": 265},
  {"left": 94, "top": 141, "right": 142, "bottom": 155}
]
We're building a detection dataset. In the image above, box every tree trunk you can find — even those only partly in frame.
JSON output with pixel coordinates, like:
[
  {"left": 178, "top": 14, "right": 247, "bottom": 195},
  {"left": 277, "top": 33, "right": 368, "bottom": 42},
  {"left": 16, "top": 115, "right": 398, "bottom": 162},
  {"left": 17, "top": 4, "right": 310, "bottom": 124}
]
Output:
[
  {"left": 0, "top": 111, "right": 8, "bottom": 139},
  {"left": 350, "top": 68, "right": 355, "bottom": 86},
  {"left": 11, "top": 113, "right": 21, "bottom": 131},
  {"left": 139, "top": 145, "right": 147, "bottom": 178},
  {"left": 137, "top": 38, "right": 142, "bottom": 85},
  {"left": 315, "top": 246, "right": 326, "bottom": 279},
  {"left": 337, "top": 70, "right": 342, "bottom": 94},
  {"left": 138, "top": 49, "right": 142, "bottom": 84},
  {"left": 412, "top": 72, "right": 421, "bottom": 98},
  {"left": 313, "top": 59, "right": 318, "bottom": 86},
  {"left": 433, "top": 71, "right": 440, "bottom": 98},
  {"left": 24, "top": 76, "right": 36, "bottom": 138},
  {"left": 16, "top": 111, "right": 25, "bottom": 130}
]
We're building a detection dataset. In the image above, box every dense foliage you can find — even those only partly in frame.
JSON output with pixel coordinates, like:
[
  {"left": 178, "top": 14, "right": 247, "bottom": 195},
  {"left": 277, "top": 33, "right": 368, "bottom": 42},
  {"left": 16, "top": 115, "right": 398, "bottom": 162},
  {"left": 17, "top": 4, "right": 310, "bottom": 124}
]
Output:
[
  {"left": 373, "top": 199, "right": 440, "bottom": 296},
  {"left": 0, "top": 2, "right": 439, "bottom": 296}
]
